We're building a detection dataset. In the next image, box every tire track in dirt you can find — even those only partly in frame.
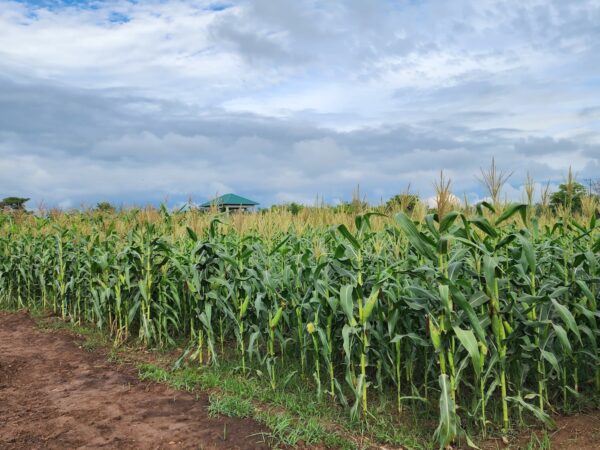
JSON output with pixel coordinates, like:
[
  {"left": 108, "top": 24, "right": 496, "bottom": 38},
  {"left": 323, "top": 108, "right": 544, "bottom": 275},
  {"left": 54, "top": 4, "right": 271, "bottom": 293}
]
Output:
[{"left": 0, "top": 311, "right": 271, "bottom": 450}]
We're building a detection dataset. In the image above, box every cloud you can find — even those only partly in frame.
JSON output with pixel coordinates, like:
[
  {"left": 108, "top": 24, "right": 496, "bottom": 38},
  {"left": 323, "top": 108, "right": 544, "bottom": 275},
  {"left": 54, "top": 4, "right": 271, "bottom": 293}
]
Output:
[{"left": 0, "top": 0, "right": 599, "bottom": 207}]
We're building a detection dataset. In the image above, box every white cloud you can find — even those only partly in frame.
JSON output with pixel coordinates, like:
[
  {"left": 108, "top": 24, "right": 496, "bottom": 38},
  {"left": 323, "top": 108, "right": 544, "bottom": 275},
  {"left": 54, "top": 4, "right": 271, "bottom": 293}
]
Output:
[{"left": 0, "top": 0, "right": 598, "bottom": 207}]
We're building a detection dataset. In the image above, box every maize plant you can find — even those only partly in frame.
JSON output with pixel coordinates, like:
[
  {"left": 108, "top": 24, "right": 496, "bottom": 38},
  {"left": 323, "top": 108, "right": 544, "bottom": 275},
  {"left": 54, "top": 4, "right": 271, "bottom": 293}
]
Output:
[{"left": 0, "top": 204, "right": 598, "bottom": 449}]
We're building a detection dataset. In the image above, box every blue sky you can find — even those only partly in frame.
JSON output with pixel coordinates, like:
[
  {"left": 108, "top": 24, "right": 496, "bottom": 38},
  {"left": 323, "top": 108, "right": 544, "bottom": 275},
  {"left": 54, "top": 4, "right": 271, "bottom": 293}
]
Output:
[{"left": 0, "top": 0, "right": 599, "bottom": 208}]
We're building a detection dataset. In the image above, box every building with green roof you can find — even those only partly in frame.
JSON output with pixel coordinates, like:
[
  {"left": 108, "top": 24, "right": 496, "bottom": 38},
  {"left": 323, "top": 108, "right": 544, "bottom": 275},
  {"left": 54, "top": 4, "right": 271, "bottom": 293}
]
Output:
[{"left": 200, "top": 193, "right": 259, "bottom": 213}]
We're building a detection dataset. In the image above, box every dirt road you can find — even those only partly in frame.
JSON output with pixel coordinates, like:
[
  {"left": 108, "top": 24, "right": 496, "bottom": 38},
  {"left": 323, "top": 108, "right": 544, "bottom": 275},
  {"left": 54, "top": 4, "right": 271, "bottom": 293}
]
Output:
[{"left": 0, "top": 311, "right": 270, "bottom": 450}]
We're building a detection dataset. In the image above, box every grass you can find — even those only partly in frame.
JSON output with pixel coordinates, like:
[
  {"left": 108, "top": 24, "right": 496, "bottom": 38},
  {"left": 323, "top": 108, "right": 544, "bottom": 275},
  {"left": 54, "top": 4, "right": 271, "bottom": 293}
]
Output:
[
  {"left": 137, "top": 362, "right": 364, "bottom": 449},
  {"left": 136, "top": 357, "right": 433, "bottom": 449},
  {"left": 208, "top": 393, "right": 254, "bottom": 418},
  {"left": 524, "top": 432, "right": 551, "bottom": 450}
]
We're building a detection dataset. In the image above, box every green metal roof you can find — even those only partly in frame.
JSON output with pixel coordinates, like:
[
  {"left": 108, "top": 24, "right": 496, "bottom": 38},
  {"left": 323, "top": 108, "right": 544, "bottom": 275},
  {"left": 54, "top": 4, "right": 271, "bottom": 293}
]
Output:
[{"left": 200, "top": 193, "right": 259, "bottom": 207}]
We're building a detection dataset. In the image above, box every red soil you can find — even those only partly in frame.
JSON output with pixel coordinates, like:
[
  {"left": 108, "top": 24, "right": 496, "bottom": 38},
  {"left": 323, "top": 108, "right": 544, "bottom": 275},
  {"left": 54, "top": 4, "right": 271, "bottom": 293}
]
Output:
[{"left": 0, "top": 311, "right": 270, "bottom": 450}]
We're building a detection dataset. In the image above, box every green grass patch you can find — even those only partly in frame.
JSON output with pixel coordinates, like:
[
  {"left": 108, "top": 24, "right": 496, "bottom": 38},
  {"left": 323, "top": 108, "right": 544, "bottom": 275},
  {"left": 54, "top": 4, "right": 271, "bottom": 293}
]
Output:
[
  {"left": 136, "top": 359, "right": 433, "bottom": 449},
  {"left": 208, "top": 393, "right": 254, "bottom": 418}
]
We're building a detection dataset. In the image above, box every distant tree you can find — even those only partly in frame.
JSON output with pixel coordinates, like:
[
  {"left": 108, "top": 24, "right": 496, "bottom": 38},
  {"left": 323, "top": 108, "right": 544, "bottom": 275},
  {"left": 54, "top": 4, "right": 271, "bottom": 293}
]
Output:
[
  {"left": 385, "top": 193, "right": 419, "bottom": 212},
  {"left": 270, "top": 202, "right": 304, "bottom": 215},
  {"left": 333, "top": 200, "right": 369, "bottom": 214},
  {"left": 288, "top": 202, "right": 302, "bottom": 215},
  {"left": 96, "top": 201, "right": 116, "bottom": 213},
  {"left": 550, "top": 182, "right": 587, "bottom": 213},
  {"left": 0, "top": 197, "right": 30, "bottom": 212}
]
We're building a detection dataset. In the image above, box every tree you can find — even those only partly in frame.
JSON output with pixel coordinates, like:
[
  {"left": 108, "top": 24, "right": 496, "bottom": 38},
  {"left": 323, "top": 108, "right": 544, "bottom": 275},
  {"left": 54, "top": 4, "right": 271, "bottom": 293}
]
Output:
[
  {"left": 96, "top": 201, "right": 116, "bottom": 213},
  {"left": 269, "top": 202, "right": 303, "bottom": 215},
  {"left": 385, "top": 193, "right": 419, "bottom": 212},
  {"left": 0, "top": 197, "right": 30, "bottom": 212},
  {"left": 550, "top": 182, "right": 587, "bottom": 213}
]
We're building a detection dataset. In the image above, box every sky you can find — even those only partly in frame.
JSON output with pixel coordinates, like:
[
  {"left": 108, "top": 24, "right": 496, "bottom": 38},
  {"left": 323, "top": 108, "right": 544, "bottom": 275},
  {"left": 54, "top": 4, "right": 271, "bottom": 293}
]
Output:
[{"left": 0, "top": 0, "right": 599, "bottom": 209}]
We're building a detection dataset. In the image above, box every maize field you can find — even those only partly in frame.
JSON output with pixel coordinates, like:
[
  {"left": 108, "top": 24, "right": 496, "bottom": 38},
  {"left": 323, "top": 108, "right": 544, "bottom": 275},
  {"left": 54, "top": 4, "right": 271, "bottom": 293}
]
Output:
[{"left": 0, "top": 203, "right": 598, "bottom": 448}]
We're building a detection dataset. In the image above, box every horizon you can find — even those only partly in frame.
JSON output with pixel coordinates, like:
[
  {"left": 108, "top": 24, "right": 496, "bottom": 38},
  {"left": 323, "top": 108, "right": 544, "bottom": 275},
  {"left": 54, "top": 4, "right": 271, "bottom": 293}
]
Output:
[{"left": 1, "top": 0, "right": 599, "bottom": 208}]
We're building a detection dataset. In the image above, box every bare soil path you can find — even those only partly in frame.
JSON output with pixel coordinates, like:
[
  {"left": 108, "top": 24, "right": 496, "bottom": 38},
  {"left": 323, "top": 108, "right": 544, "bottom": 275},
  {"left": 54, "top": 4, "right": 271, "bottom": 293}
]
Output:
[{"left": 0, "top": 311, "right": 270, "bottom": 450}]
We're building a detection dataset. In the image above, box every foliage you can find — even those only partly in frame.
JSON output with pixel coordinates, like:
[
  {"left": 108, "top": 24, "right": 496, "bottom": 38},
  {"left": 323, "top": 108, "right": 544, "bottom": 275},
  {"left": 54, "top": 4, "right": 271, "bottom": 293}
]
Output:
[
  {"left": 0, "top": 197, "right": 29, "bottom": 211},
  {"left": 332, "top": 200, "right": 369, "bottom": 214},
  {"left": 550, "top": 182, "right": 587, "bottom": 213},
  {"left": 269, "top": 202, "right": 304, "bottom": 215},
  {"left": 0, "top": 204, "right": 598, "bottom": 449},
  {"left": 96, "top": 201, "right": 116, "bottom": 213},
  {"left": 385, "top": 194, "right": 419, "bottom": 213}
]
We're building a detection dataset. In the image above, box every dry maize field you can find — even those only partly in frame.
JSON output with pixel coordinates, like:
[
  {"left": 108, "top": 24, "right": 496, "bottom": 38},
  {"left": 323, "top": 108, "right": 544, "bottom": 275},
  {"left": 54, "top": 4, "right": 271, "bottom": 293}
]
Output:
[{"left": 0, "top": 201, "right": 599, "bottom": 449}]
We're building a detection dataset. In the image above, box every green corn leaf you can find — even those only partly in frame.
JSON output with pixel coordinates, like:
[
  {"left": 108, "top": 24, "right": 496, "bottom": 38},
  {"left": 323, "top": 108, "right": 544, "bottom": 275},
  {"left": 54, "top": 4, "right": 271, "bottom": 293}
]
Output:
[
  {"left": 541, "top": 349, "right": 560, "bottom": 374},
  {"left": 340, "top": 285, "right": 357, "bottom": 326},
  {"left": 269, "top": 235, "right": 291, "bottom": 256},
  {"left": 451, "top": 236, "right": 489, "bottom": 255},
  {"left": 506, "top": 395, "right": 555, "bottom": 428},
  {"left": 395, "top": 212, "right": 436, "bottom": 260},
  {"left": 452, "top": 288, "right": 487, "bottom": 343},
  {"left": 247, "top": 330, "right": 261, "bottom": 356},
  {"left": 452, "top": 326, "right": 482, "bottom": 378},
  {"left": 579, "top": 325, "right": 598, "bottom": 352},
  {"left": 350, "top": 374, "right": 365, "bottom": 420},
  {"left": 552, "top": 323, "right": 572, "bottom": 354},
  {"left": 439, "top": 211, "right": 461, "bottom": 233},
  {"left": 469, "top": 217, "right": 498, "bottom": 238},
  {"left": 438, "top": 284, "right": 452, "bottom": 313},
  {"left": 516, "top": 234, "right": 536, "bottom": 274},
  {"left": 477, "top": 201, "right": 496, "bottom": 215},
  {"left": 342, "top": 324, "right": 354, "bottom": 363},
  {"left": 495, "top": 203, "right": 527, "bottom": 225},
  {"left": 425, "top": 214, "right": 440, "bottom": 238},
  {"left": 576, "top": 280, "right": 596, "bottom": 309},
  {"left": 447, "top": 261, "right": 462, "bottom": 281},
  {"left": 390, "top": 333, "right": 429, "bottom": 347},
  {"left": 185, "top": 227, "right": 198, "bottom": 242},
  {"left": 495, "top": 233, "right": 516, "bottom": 250},
  {"left": 550, "top": 298, "right": 581, "bottom": 343},
  {"left": 337, "top": 224, "right": 360, "bottom": 251},
  {"left": 482, "top": 255, "right": 497, "bottom": 296},
  {"left": 434, "top": 374, "right": 457, "bottom": 449}
]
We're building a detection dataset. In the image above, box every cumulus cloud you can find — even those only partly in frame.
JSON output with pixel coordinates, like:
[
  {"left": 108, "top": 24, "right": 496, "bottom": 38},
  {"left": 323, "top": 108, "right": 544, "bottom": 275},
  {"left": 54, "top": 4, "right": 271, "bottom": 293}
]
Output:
[{"left": 0, "top": 0, "right": 598, "bottom": 207}]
